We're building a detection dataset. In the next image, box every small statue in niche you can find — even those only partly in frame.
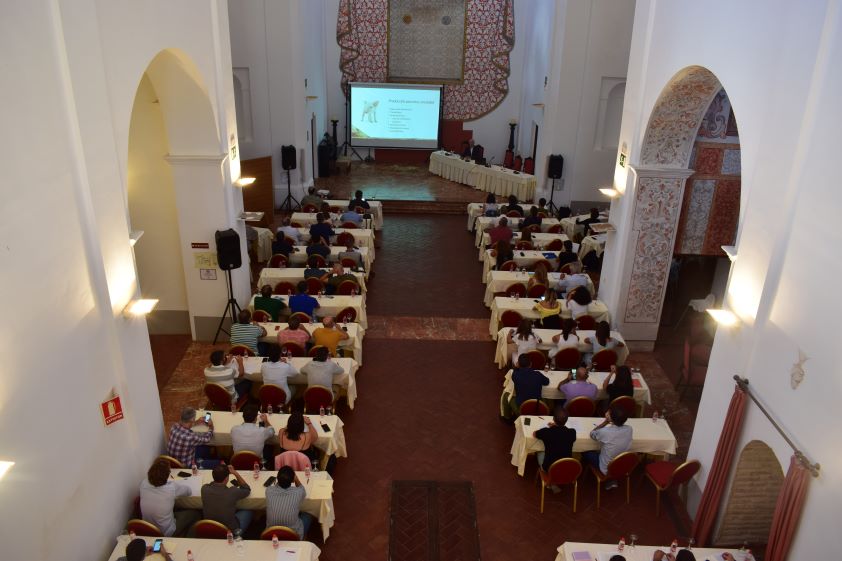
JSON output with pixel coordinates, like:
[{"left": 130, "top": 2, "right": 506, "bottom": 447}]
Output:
[{"left": 790, "top": 349, "right": 808, "bottom": 389}]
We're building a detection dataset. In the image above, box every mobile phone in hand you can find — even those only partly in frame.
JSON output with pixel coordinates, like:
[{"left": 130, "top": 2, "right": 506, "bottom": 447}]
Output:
[
  {"left": 152, "top": 538, "right": 163, "bottom": 553},
  {"left": 204, "top": 412, "right": 212, "bottom": 423},
  {"left": 263, "top": 476, "right": 277, "bottom": 487}
]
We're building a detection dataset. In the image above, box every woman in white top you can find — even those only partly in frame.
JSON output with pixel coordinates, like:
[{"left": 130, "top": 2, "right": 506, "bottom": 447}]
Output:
[
  {"left": 584, "top": 320, "right": 624, "bottom": 364},
  {"left": 483, "top": 193, "right": 499, "bottom": 216},
  {"left": 565, "top": 286, "right": 593, "bottom": 318},
  {"left": 549, "top": 318, "right": 580, "bottom": 359},
  {"left": 506, "top": 318, "right": 542, "bottom": 365}
]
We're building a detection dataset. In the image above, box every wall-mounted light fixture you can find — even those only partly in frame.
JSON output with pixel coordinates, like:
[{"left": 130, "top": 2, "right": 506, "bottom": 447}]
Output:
[
  {"left": 721, "top": 245, "right": 737, "bottom": 262},
  {"left": 599, "top": 187, "right": 620, "bottom": 198},
  {"left": 123, "top": 298, "right": 159, "bottom": 317},
  {"left": 707, "top": 308, "right": 739, "bottom": 326},
  {"left": 129, "top": 230, "right": 144, "bottom": 247},
  {"left": 0, "top": 461, "right": 15, "bottom": 480},
  {"left": 235, "top": 177, "right": 256, "bottom": 187}
]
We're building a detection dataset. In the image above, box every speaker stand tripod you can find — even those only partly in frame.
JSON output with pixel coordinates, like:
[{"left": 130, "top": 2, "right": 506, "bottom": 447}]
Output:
[
  {"left": 212, "top": 269, "right": 241, "bottom": 345},
  {"left": 277, "top": 169, "right": 299, "bottom": 212},
  {"left": 546, "top": 177, "right": 561, "bottom": 214}
]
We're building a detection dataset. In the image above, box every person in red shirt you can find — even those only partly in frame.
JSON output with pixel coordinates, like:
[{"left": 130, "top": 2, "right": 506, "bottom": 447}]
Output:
[{"left": 486, "top": 217, "right": 514, "bottom": 246}]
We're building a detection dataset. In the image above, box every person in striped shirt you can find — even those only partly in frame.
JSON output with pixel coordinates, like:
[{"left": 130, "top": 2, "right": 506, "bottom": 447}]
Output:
[
  {"left": 265, "top": 466, "right": 313, "bottom": 539},
  {"left": 230, "top": 309, "right": 267, "bottom": 355}
]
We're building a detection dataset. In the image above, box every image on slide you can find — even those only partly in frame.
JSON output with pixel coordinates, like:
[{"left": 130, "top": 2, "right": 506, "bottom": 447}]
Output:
[{"left": 351, "top": 87, "right": 439, "bottom": 143}]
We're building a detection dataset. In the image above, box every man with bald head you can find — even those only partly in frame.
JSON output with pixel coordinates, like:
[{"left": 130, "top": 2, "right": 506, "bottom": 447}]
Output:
[
  {"left": 311, "top": 316, "right": 350, "bottom": 356},
  {"left": 325, "top": 262, "right": 359, "bottom": 295}
]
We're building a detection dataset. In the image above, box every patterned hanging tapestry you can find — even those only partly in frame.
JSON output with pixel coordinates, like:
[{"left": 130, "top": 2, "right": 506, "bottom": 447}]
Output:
[{"left": 337, "top": 0, "right": 514, "bottom": 121}]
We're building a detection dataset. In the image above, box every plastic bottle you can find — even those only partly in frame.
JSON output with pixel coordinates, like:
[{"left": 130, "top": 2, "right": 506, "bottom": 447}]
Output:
[
  {"left": 253, "top": 462, "right": 260, "bottom": 479},
  {"left": 272, "top": 534, "right": 279, "bottom": 549},
  {"left": 304, "top": 465, "right": 311, "bottom": 482},
  {"left": 319, "top": 405, "right": 325, "bottom": 420},
  {"left": 128, "top": 530, "right": 136, "bottom": 541},
  {"left": 652, "top": 409, "right": 660, "bottom": 422},
  {"left": 191, "top": 463, "right": 198, "bottom": 476},
  {"left": 226, "top": 530, "right": 234, "bottom": 544},
  {"left": 186, "top": 550, "right": 195, "bottom": 561},
  {"left": 230, "top": 397, "right": 237, "bottom": 413},
  {"left": 267, "top": 404, "right": 273, "bottom": 415},
  {"left": 617, "top": 537, "right": 625, "bottom": 551},
  {"left": 670, "top": 539, "right": 678, "bottom": 554}
]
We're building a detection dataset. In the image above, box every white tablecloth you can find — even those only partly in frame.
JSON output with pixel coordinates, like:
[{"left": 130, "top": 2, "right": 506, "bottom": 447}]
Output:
[
  {"left": 501, "top": 369, "right": 649, "bottom": 405},
  {"left": 555, "top": 542, "right": 745, "bottom": 561},
  {"left": 252, "top": 227, "right": 275, "bottom": 263},
  {"left": 481, "top": 250, "right": 562, "bottom": 281},
  {"left": 242, "top": 356, "right": 360, "bottom": 408},
  {"left": 489, "top": 297, "right": 610, "bottom": 338},
  {"left": 107, "top": 535, "right": 320, "bottom": 561},
  {"left": 493, "top": 327, "right": 627, "bottom": 367},
  {"left": 429, "top": 151, "right": 537, "bottom": 200},
  {"left": 276, "top": 246, "right": 373, "bottom": 275},
  {"left": 170, "top": 469, "right": 335, "bottom": 541},
  {"left": 292, "top": 228, "right": 375, "bottom": 260},
  {"left": 257, "top": 268, "right": 368, "bottom": 292},
  {"left": 483, "top": 271, "right": 595, "bottom": 306},
  {"left": 510, "top": 416, "right": 677, "bottom": 476},
  {"left": 466, "top": 202, "right": 484, "bottom": 230},
  {"left": 193, "top": 410, "right": 348, "bottom": 459},
  {"left": 477, "top": 232, "right": 569, "bottom": 260},
  {"left": 248, "top": 294, "right": 367, "bottom": 329},
  {"left": 474, "top": 216, "right": 561, "bottom": 247},
  {"left": 579, "top": 234, "right": 607, "bottom": 258},
  {"left": 559, "top": 212, "right": 609, "bottom": 239},
  {"left": 258, "top": 322, "right": 365, "bottom": 365},
  {"left": 291, "top": 212, "right": 376, "bottom": 232}
]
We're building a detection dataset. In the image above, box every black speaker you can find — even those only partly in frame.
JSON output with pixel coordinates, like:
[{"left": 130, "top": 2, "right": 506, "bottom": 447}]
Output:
[
  {"left": 548, "top": 154, "right": 564, "bottom": 179},
  {"left": 281, "top": 145, "right": 297, "bottom": 171},
  {"left": 215, "top": 229, "right": 242, "bottom": 271}
]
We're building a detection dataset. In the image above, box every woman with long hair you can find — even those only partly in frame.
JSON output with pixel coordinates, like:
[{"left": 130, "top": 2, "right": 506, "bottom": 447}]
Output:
[
  {"left": 604, "top": 365, "right": 634, "bottom": 403},
  {"left": 506, "top": 318, "right": 542, "bottom": 365},
  {"left": 527, "top": 262, "right": 548, "bottom": 292},
  {"left": 534, "top": 287, "right": 561, "bottom": 329},
  {"left": 275, "top": 406, "right": 319, "bottom": 465},
  {"left": 565, "top": 286, "right": 593, "bottom": 318},
  {"left": 549, "top": 318, "right": 579, "bottom": 359}
]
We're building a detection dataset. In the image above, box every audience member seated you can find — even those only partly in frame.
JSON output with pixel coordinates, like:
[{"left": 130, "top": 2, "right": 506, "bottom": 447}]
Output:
[
  {"left": 483, "top": 193, "right": 499, "bottom": 217},
  {"left": 266, "top": 466, "right": 314, "bottom": 540},
  {"left": 277, "top": 407, "right": 318, "bottom": 463},
  {"left": 276, "top": 316, "right": 311, "bottom": 350},
  {"left": 140, "top": 458, "right": 198, "bottom": 537},
  {"left": 521, "top": 206, "right": 542, "bottom": 229},
  {"left": 494, "top": 239, "right": 514, "bottom": 271},
  {"left": 204, "top": 350, "right": 250, "bottom": 402},
  {"left": 289, "top": 281, "right": 320, "bottom": 318},
  {"left": 527, "top": 262, "right": 548, "bottom": 291},
  {"left": 230, "top": 309, "right": 267, "bottom": 355},
  {"left": 340, "top": 208, "right": 363, "bottom": 226},
  {"left": 557, "top": 365, "right": 598, "bottom": 402},
  {"left": 603, "top": 365, "right": 634, "bottom": 408},
  {"left": 312, "top": 316, "right": 350, "bottom": 356},
  {"left": 486, "top": 216, "right": 514, "bottom": 246},
  {"left": 254, "top": 284, "right": 286, "bottom": 322},
  {"left": 277, "top": 217, "right": 301, "bottom": 244},
  {"left": 308, "top": 213, "right": 334, "bottom": 245},
  {"left": 533, "top": 408, "right": 576, "bottom": 474},
  {"left": 556, "top": 262, "right": 590, "bottom": 295},
  {"left": 325, "top": 263, "right": 359, "bottom": 295},
  {"left": 303, "top": 256, "right": 329, "bottom": 282},
  {"left": 231, "top": 404, "right": 275, "bottom": 465},
  {"left": 534, "top": 288, "right": 562, "bottom": 327},
  {"left": 565, "top": 286, "right": 593, "bottom": 319},
  {"left": 507, "top": 318, "right": 542, "bottom": 365},
  {"left": 299, "top": 187, "right": 323, "bottom": 210},
  {"left": 585, "top": 321, "right": 625, "bottom": 363},
  {"left": 461, "top": 139, "right": 474, "bottom": 158},
  {"left": 501, "top": 194, "right": 524, "bottom": 216},
  {"left": 201, "top": 464, "right": 252, "bottom": 533},
  {"left": 556, "top": 205, "right": 572, "bottom": 220},
  {"left": 261, "top": 345, "right": 298, "bottom": 404},
  {"left": 503, "top": 354, "right": 550, "bottom": 419},
  {"left": 557, "top": 240, "right": 579, "bottom": 268},
  {"left": 301, "top": 346, "right": 344, "bottom": 398},
  {"left": 536, "top": 198, "right": 549, "bottom": 215},
  {"left": 584, "top": 405, "right": 633, "bottom": 490},
  {"left": 306, "top": 237, "right": 331, "bottom": 260},
  {"left": 549, "top": 319, "right": 579, "bottom": 359},
  {"left": 116, "top": 537, "right": 172, "bottom": 561},
  {"left": 337, "top": 241, "right": 363, "bottom": 269},
  {"left": 576, "top": 207, "right": 602, "bottom": 236},
  {"left": 518, "top": 228, "right": 533, "bottom": 246},
  {"left": 167, "top": 407, "right": 216, "bottom": 469},
  {"left": 271, "top": 232, "right": 295, "bottom": 258},
  {"left": 347, "top": 189, "right": 370, "bottom": 210}
]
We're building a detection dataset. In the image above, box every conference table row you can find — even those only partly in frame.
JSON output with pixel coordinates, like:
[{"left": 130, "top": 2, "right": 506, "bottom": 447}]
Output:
[
  {"left": 257, "top": 267, "right": 368, "bottom": 293},
  {"left": 295, "top": 198, "right": 384, "bottom": 229},
  {"left": 483, "top": 270, "right": 595, "bottom": 305},
  {"left": 167, "top": 468, "right": 335, "bottom": 541},
  {"left": 248, "top": 294, "right": 368, "bottom": 329},
  {"left": 255, "top": 322, "right": 364, "bottom": 365},
  {"left": 559, "top": 212, "right": 609, "bottom": 239},
  {"left": 108, "top": 535, "right": 320, "bottom": 561},
  {"left": 429, "top": 150, "right": 538, "bottom": 200},
  {"left": 494, "top": 327, "right": 628, "bottom": 367},
  {"left": 481, "top": 249, "right": 571, "bottom": 279},
  {"left": 489, "top": 297, "right": 611, "bottom": 337},
  {"left": 287, "top": 227, "right": 376, "bottom": 257},
  {"left": 476, "top": 232, "right": 571, "bottom": 260},
  {"left": 555, "top": 542, "right": 744, "bottom": 561},
  {"left": 510, "top": 416, "right": 677, "bottom": 476},
  {"left": 282, "top": 245, "right": 373, "bottom": 272},
  {"left": 501, "top": 368, "right": 650, "bottom": 408},
  {"left": 473, "top": 215, "right": 561, "bottom": 247}
]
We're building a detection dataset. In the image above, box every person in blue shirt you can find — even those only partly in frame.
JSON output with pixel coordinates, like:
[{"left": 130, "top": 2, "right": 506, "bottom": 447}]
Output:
[
  {"left": 288, "top": 281, "right": 319, "bottom": 319},
  {"left": 339, "top": 208, "right": 363, "bottom": 226},
  {"left": 308, "top": 213, "right": 334, "bottom": 245},
  {"left": 502, "top": 354, "right": 549, "bottom": 419},
  {"left": 306, "top": 237, "right": 330, "bottom": 260}
]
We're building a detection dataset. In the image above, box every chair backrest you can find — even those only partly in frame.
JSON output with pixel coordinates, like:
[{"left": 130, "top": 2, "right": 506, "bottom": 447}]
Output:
[
  {"left": 228, "top": 344, "right": 255, "bottom": 357},
  {"left": 499, "top": 310, "right": 523, "bottom": 328},
  {"left": 565, "top": 396, "right": 596, "bottom": 417},
  {"left": 306, "top": 277, "right": 324, "bottom": 295},
  {"left": 554, "top": 347, "right": 581, "bottom": 370},
  {"left": 547, "top": 224, "right": 562, "bottom": 234},
  {"left": 540, "top": 314, "right": 562, "bottom": 329},
  {"left": 193, "top": 519, "right": 231, "bottom": 539},
  {"left": 514, "top": 240, "right": 533, "bottom": 250},
  {"left": 340, "top": 222, "right": 358, "bottom": 229},
  {"left": 204, "top": 383, "right": 233, "bottom": 410},
  {"left": 340, "top": 257, "right": 358, "bottom": 268},
  {"left": 546, "top": 457, "right": 582, "bottom": 484},
  {"left": 303, "top": 385, "right": 333, "bottom": 412},
  {"left": 274, "top": 450, "right": 312, "bottom": 471},
  {"left": 310, "top": 254, "right": 327, "bottom": 268},
  {"left": 523, "top": 349, "right": 546, "bottom": 369},
  {"left": 523, "top": 224, "right": 541, "bottom": 234},
  {"left": 290, "top": 221, "right": 303, "bottom": 228},
  {"left": 559, "top": 262, "right": 578, "bottom": 274},
  {"left": 606, "top": 451, "right": 640, "bottom": 480},
  {"left": 591, "top": 349, "right": 618, "bottom": 370},
  {"left": 280, "top": 341, "right": 306, "bottom": 357},
  {"left": 230, "top": 450, "right": 261, "bottom": 470},
  {"left": 284, "top": 236, "right": 297, "bottom": 246},
  {"left": 259, "top": 384, "right": 288, "bottom": 412},
  {"left": 545, "top": 239, "right": 563, "bottom": 251},
  {"left": 274, "top": 281, "right": 296, "bottom": 295},
  {"left": 127, "top": 519, "right": 163, "bottom": 537},
  {"left": 308, "top": 344, "right": 328, "bottom": 358},
  {"left": 532, "top": 260, "right": 553, "bottom": 272},
  {"left": 337, "top": 306, "right": 357, "bottom": 323},
  {"left": 252, "top": 310, "right": 271, "bottom": 323},
  {"left": 609, "top": 395, "right": 637, "bottom": 418},
  {"left": 261, "top": 525, "right": 300, "bottom": 541},
  {"left": 519, "top": 399, "right": 550, "bottom": 416},
  {"left": 337, "top": 232, "right": 355, "bottom": 246},
  {"left": 503, "top": 149, "right": 514, "bottom": 168},
  {"left": 506, "top": 210, "right": 523, "bottom": 218},
  {"left": 156, "top": 454, "right": 184, "bottom": 469},
  {"left": 576, "top": 315, "right": 597, "bottom": 330},
  {"left": 336, "top": 280, "right": 359, "bottom": 295},
  {"left": 669, "top": 459, "right": 702, "bottom": 488},
  {"left": 513, "top": 155, "right": 523, "bottom": 171},
  {"left": 268, "top": 253, "right": 288, "bottom": 268},
  {"left": 500, "top": 260, "right": 518, "bottom": 271},
  {"left": 302, "top": 204, "right": 318, "bottom": 213},
  {"left": 504, "top": 283, "right": 527, "bottom": 298},
  {"left": 527, "top": 283, "right": 547, "bottom": 298},
  {"left": 523, "top": 157, "right": 535, "bottom": 175},
  {"left": 287, "top": 312, "right": 312, "bottom": 325},
  {"left": 354, "top": 206, "right": 367, "bottom": 214}
]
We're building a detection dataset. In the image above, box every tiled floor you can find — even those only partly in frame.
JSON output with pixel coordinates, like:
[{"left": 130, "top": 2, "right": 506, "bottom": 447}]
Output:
[{"left": 154, "top": 169, "right": 704, "bottom": 559}]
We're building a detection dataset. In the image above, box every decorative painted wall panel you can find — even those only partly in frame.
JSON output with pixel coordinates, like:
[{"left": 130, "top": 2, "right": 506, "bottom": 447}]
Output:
[
  {"left": 387, "top": 0, "right": 466, "bottom": 82},
  {"left": 678, "top": 179, "right": 715, "bottom": 254}
]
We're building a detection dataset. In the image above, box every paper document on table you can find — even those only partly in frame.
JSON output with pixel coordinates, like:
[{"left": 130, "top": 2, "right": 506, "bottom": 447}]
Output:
[
  {"left": 182, "top": 475, "right": 203, "bottom": 496},
  {"left": 571, "top": 552, "right": 593, "bottom": 561},
  {"left": 244, "top": 356, "right": 263, "bottom": 375},
  {"left": 276, "top": 548, "right": 299, "bottom": 561},
  {"left": 308, "top": 479, "right": 333, "bottom": 500}
]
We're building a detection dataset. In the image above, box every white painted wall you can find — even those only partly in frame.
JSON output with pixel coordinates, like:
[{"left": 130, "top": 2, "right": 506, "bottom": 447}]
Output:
[
  {"left": 603, "top": 0, "right": 842, "bottom": 554},
  {"left": 0, "top": 1, "right": 242, "bottom": 559}
]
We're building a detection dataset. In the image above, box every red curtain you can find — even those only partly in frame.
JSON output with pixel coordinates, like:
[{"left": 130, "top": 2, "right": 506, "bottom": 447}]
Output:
[
  {"left": 691, "top": 385, "right": 747, "bottom": 545},
  {"left": 765, "top": 455, "right": 811, "bottom": 561}
]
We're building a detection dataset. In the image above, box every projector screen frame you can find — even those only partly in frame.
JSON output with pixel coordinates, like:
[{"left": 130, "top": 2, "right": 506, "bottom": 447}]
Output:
[{"left": 348, "top": 82, "right": 443, "bottom": 150}]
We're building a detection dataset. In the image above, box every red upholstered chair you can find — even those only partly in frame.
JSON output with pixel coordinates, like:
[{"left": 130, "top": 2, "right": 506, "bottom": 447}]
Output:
[
  {"left": 306, "top": 277, "right": 324, "bottom": 295},
  {"left": 519, "top": 399, "right": 550, "bottom": 416},
  {"left": 330, "top": 206, "right": 342, "bottom": 213},
  {"left": 538, "top": 458, "right": 582, "bottom": 513},
  {"left": 532, "top": 259, "right": 553, "bottom": 272},
  {"left": 499, "top": 310, "right": 523, "bottom": 328},
  {"left": 274, "top": 281, "right": 296, "bottom": 295},
  {"left": 515, "top": 240, "right": 533, "bottom": 250},
  {"left": 303, "top": 385, "right": 334, "bottom": 413},
  {"left": 337, "top": 232, "right": 355, "bottom": 246},
  {"left": 513, "top": 155, "right": 523, "bottom": 171},
  {"left": 204, "top": 383, "right": 247, "bottom": 411},
  {"left": 340, "top": 222, "right": 358, "bottom": 229},
  {"left": 336, "top": 306, "right": 357, "bottom": 323},
  {"left": 309, "top": 255, "right": 327, "bottom": 268},
  {"left": 576, "top": 315, "right": 597, "bottom": 330},
  {"left": 522, "top": 349, "right": 547, "bottom": 370},
  {"left": 308, "top": 345, "right": 328, "bottom": 358},
  {"left": 252, "top": 310, "right": 271, "bottom": 323},
  {"left": 523, "top": 224, "right": 541, "bottom": 234},
  {"left": 499, "top": 260, "right": 518, "bottom": 271},
  {"left": 302, "top": 204, "right": 318, "bottom": 213},
  {"left": 193, "top": 519, "right": 231, "bottom": 539},
  {"left": 126, "top": 519, "right": 162, "bottom": 538},
  {"left": 565, "top": 396, "right": 596, "bottom": 417},
  {"left": 523, "top": 157, "right": 535, "bottom": 175},
  {"left": 340, "top": 257, "right": 359, "bottom": 269},
  {"left": 591, "top": 349, "right": 618, "bottom": 370},
  {"left": 274, "top": 451, "right": 312, "bottom": 471},
  {"left": 553, "top": 348, "right": 581, "bottom": 370},
  {"left": 287, "top": 312, "right": 312, "bottom": 325},
  {"left": 645, "top": 459, "right": 701, "bottom": 516},
  {"left": 268, "top": 254, "right": 288, "bottom": 268},
  {"left": 545, "top": 239, "right": 564, "bottom": 251},
  {"left": 354, "top": 206, "right": 367, "bottom": 215},
  {"left": 336, "top": 280, "right": 359, "bottom": 295},
  {"left": 230, "top": 450, "right": 261, "bottom": 470},
  {"left": 678, "top": 338, "right": 711, "bottom": 398},
  {"left": 526, "top": 283, "right": 547, "bottom": 298},
  {"left": 156, "top": 454, "right": 184, "bottom": 469},
  {"left": 228, "top": 344, "right": 255, "bottom": 357},
  {"left": 504, "top": 283, "right": 527, "bottom": 298},
  {"left": 609, "top": 395, "right": 637, "bottom": 418},
  {"left": 547, "top": 224, "right": 562, "bottom": 234},
  {"left": 259, "top": 384, "right": 288, "bottom": 413},
  {"left": 284, "top": 236, "right": 297, "bottom": 246},
  {"left": 290, "top": 221, "right": 303, "bottom": 228},
  {"left": 506, "top": 210, "right": 523, "bottom": 218},
  {"left": 280, "top": 341, "right": 306, "bottom": 357},
  {"left": 261, "top": 526, "right": 300, "bottom": 541},
  {"left": 559, "top": 262, "right": 579, "bottom": 274},
  {"left": 503, "top": 149, "right": 514, "bottom": 168},
  {"left": 590, "top": 451, "right": 640, "bottom": 509}
]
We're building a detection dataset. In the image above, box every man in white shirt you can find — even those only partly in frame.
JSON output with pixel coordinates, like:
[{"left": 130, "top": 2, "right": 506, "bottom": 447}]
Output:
[
  {"left": 231, "top": 404, "right": 276, "bottom": 465},
  {"left": 203, "top": 350, "right": 247, "bottom": 400},
  {"left": 301, "top": 346, "right": 344, "bottom": 398},
  {"left": 556, "top": 262, "right": 590, "bottom": 295},
  {"left": 277, "top": 218, "right": 301, "bottom": 244},
  {"left": 139, "top": 458, "right": 199, "bottom": 537},
  {"left": 261, "top": 344, "right": 299, "bottom": 403}
]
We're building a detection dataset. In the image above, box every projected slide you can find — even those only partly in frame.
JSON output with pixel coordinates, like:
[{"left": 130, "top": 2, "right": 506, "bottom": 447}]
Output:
[{"left": 350, "top": 83, "right": 441, "bottom": 149}]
